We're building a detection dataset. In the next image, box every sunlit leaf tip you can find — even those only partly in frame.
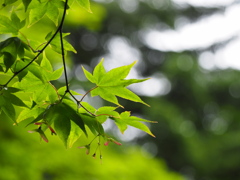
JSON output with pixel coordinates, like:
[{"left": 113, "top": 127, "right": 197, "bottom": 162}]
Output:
[{"left": 76, "top": 0, "right": 92, "bottom": 13}]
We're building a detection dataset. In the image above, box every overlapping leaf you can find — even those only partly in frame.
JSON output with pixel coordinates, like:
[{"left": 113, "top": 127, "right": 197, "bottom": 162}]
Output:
[
  {"left": 95, "top": 106, "right": 119, "bottom": 123},
  {"left": 0, "top": 37, "right": 29, "bottom": 71},
  {"left": 0, "top": 0, "right": 157, "bottom": 148},
  {"left": 112, "top": 111, "right": 156, "bottom": 137},
  {"left": 13, "top": 57, "right": 63, "bottom": 103},
  {"left": 78, "top": 102, "right": 104, "bottom": 135},
  {"left": 2, "top": 0, "right": 18, "bottom": 7},
  {"left": 45, "top": 32, "right": 76, "bottom": 54},
  {"left": 0, "top": 12, "right": 25, "bottom": 34},
  {"left": 82, "top": 59, "right": 149, "bottom": 107},
  {"left": 28, "top": 0, "right": 65, "bottom": 26},
  {"left": 26, "top": 99, "right": 87, "bottom": 148},
  {"left": 16, "top": 105, "right": 45, "bottom": 123},
  {"left": 75, "top": 0, "right": 92, "bottom": 13},
  {"left": 0, "top": 87, "right": 27, "bottom": 122},
  {"left": 52, "top": 101, "right": 86, "bottom": 148}
]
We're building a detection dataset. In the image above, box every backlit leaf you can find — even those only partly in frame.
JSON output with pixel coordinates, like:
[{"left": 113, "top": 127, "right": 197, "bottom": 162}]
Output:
[
  {"left": 113, "top": 111, "right": 156, "bottom": 137},
  {"left": 0, "top": 15, "right": 18, "bottom": 34},
  {"left": 82, "top": 59, "right": 149, "bottom": 107},
  {"left": 28, "top": 1, "right": 47, "bottom": 26},
  {"left": 45, "top": 32, "right": 77, "bottom": 54},
  {"left": 75, "top": 0, "right": 92, "bottom": 13}
]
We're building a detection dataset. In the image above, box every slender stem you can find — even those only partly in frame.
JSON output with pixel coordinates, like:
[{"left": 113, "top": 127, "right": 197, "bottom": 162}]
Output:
[
  {"left": 59, "top": 22, "right": 69, "bottom": 92},
  {"left": 78, "top": 101, "right": 96, "bottom": 117},
  {"left": 59, "top": 0, "right": 69, "bottom": 88},
  {"left": 18, "top": 31, "right": 36, "bottom": 52},
  {"left": 73, "top": 86, "right": 98, "bottom": 116},
  {"left": 3, "top": 0, "right": 69, "bottom": 87},
  {"left": 79, "top": 86, "right": 98, "bottom": 102}
]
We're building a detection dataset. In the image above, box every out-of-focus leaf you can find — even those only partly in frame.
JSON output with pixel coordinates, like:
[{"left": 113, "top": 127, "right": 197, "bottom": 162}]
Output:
[
  {"left": 75, "top": 0, "right": 92, "bottom": 13},
  {"left": 22, "top": 0, "right": 32, "bottom": 11},
  {"left": 28, "top": 1, "right": 47, "bottom": 26}
]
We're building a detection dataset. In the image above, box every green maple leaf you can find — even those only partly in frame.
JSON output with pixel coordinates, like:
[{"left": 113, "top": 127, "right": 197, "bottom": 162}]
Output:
[
  {"left": 75, "top": 0, "right": 92, "bottom": 13},
  {"left": 0, "top": 12, "right": 25, "bottom": 35},
  {"left": 27, "top": 99, "right": 87, "bottom": 148},
  {"left": 45, "top": 32, "right": 76, "bottom": 54},
  {"left": 78, "top": 102, "right": 104, "bottom": 135},
  {"left": 82, "top": 59, "right": 149, "bottom": 107},
  {"left": 16, "top": 106, "right": 45, "bottom": 123},
  {"left": 0, "top": 87, "right": 28, "bottom": 123},
  {"left": 13, "top": 57, "right": 63, "bottom": 104},
  {"left": 96, "top": 106, "right": 120, "bottom": 123},
  {"left": 28, "top": 0, "right": 65, "bottom": 26},
  {"left": 112, "top": 111, "right": 156, "bottom": 137}
]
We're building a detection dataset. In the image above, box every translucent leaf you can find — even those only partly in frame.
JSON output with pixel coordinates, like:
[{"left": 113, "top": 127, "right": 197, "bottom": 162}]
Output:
[
  {"left": 11, "top": 12, "right": 25, "bottom": 30},
  {"left": 92, "top": 58, "right": 106, "bottom": 82},
  {"left": 46, "top": 1, "right": 60, "bottom": 26},
  {"left": 40, "top": 55, "right": 53, "bottom": 72},
  {"left": 113, "top": 111, "right": 156, "bottom": 137},
  {"left": 14, "top": 72, "right": 59, "bottom": 103},
  {"left": 96, "top": 106, "right": 119, "bottom": 123},
  {"left": 91, "top": 87, "right": 120, "bottom": 106},
  {"left": 98, "top": 61, "right": 136, "bottom": 86},
  {"left": 78, "top": 102, "right": 104, "bottom": 135},
  {"left": 14, "top": 59, "right": 47, "bottom": 82},
  {"left": 83, "top": 59, "right": 149, "bottom": 107},
  {"left": 45, "top": 32, "right": 77, "bottom": 54},
  {"left": 16, "top": 106, "right": 45, "bottom": 123},
  {"left": 0, "top": 15, "right": 18, "bottom": 34},
  {"left": 40, "top": 56, "right": 64, "bottom": 81},
  {"left": 67, "top": 121, "right": 83, "bottom": 148},
  {"left": 82, "top": 66, "right": 95, "bottom": 83},
  {"left": 75, "top": 0, "right": 92, "bottom": 13},
  {"left": 28, "top": 1, "right": 47, "bottom": 26},
  {"left": 57, "top": 86, "right": 82, "bottom": 99}
]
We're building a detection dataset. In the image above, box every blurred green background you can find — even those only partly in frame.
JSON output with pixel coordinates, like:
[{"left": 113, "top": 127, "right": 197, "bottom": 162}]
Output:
[{"left": 1, "top": 0, "right": 240, "bottom": 179}]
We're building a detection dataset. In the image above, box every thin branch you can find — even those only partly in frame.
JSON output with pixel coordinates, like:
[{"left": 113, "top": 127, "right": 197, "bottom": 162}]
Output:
[
  {"left": 59, "top": 30, "right": 68, "bottom": 88},
  {"left": 78, "top": 101, "right": 96, "bottom": 117},
  {"left": 59, "top": 0, "right": 69, "bottom": 93},
  {"left": 79, "top": 86, "right": 98, "bottom": 102},
  {"left": 3, "top": 0, "right": 69, "bottom": 87},
  {"left": 58, "top": 0, "right": 95, "bottom": 117}
]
